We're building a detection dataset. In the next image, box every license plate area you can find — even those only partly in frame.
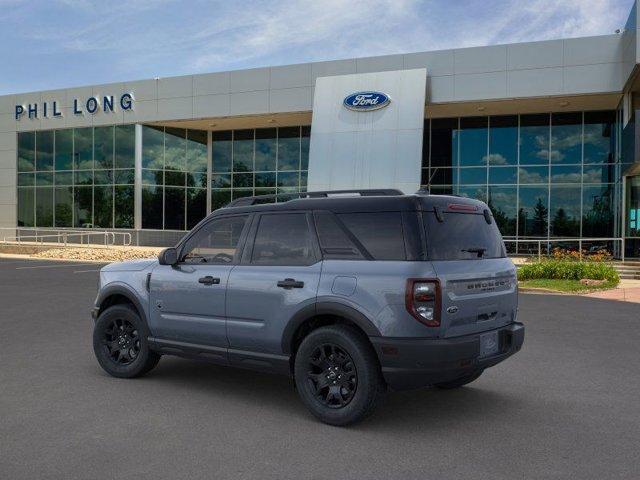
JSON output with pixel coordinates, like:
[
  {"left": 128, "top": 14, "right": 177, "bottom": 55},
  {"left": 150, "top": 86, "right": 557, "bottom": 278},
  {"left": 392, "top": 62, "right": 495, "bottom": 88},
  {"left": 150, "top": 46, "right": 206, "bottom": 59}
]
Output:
[{"left": 479, "top": 331, "right": 499, "bottom": 358}]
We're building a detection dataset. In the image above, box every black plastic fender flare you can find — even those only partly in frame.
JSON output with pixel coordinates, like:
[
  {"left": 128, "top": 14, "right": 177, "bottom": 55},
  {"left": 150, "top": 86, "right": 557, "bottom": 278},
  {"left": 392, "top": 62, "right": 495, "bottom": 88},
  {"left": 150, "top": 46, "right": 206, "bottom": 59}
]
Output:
[
  {"left": 281, "top": 301, "right": 381, "bottom": 354},
  {"left": 95, "top": 283, "right": 147, "bottom": 324}
]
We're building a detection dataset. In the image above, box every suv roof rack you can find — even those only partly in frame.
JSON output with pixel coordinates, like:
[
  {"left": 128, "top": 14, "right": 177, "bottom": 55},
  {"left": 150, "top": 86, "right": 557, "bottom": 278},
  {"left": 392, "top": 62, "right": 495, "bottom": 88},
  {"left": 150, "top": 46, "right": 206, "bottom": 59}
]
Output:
[{"left": 224, "top": 189, "right": 404, "bottom": 208}]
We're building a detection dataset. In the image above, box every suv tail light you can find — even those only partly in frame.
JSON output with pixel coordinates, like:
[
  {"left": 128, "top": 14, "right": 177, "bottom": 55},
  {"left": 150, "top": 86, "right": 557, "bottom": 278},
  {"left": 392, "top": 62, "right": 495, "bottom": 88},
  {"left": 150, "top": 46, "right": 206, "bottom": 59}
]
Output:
[{"left": 405, "top": 279, "right": 441, "bottom": 327}]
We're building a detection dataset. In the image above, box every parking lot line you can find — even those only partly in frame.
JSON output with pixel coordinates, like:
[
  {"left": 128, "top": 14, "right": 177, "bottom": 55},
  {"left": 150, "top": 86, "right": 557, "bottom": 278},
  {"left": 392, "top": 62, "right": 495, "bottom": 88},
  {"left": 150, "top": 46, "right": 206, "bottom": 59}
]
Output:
[{"left": 74, "top": 269, "right": 101, "bottom": 273}]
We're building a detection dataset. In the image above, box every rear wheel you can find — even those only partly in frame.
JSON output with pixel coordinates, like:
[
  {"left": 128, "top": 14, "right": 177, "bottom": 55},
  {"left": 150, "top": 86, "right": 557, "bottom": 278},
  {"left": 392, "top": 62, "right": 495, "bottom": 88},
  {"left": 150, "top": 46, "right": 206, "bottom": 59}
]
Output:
[
  {"left": 435, "top": 370, "right": 483, "bottom": 389},
  {"left": 294, "top": 325, "right": 385, "bottom": 426},
  {"left": 93, "top": 304, "right": 160, "bottom": 378}
]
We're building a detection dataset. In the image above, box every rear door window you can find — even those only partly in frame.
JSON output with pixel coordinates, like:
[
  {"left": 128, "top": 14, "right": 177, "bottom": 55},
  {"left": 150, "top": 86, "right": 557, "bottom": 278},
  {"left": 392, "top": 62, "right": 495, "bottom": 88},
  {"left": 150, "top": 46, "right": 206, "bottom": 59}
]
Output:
[
  {"left": 337, "top": 212, "right": 406, "bottom": 260},
  {"left": 251, "top": 213, "right": 316, "bottom": 266},
  {"left": 423, "top": 211, "right": 505, "bottom": 260},
  {"left": 314, "top": 212, "right": 365, "bottom": 260}
]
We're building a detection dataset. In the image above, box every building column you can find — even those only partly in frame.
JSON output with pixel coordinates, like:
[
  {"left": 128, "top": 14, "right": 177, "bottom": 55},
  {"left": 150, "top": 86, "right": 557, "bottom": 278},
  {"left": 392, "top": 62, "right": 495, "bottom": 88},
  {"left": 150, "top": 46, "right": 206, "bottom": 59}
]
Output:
[
  {"left": 206, "top": 130, "right": 212, "bottom": 215},
  {"left": 134, "top": 124, "right": 142, "bottom": 231}
]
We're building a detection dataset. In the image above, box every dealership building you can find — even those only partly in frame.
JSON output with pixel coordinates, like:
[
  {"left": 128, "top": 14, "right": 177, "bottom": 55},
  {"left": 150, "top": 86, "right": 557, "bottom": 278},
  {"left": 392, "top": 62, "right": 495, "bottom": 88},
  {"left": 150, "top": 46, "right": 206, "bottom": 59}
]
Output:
[{"left": 2, "top": 4, "right": 640, "bottom": 256}]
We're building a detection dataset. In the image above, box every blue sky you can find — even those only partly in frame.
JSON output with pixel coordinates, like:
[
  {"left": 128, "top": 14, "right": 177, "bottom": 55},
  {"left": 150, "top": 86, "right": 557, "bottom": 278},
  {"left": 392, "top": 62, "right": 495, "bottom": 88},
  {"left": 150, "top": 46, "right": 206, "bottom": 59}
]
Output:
[{"left": 0, "top": 0, "right": 635, "bottom": 95}]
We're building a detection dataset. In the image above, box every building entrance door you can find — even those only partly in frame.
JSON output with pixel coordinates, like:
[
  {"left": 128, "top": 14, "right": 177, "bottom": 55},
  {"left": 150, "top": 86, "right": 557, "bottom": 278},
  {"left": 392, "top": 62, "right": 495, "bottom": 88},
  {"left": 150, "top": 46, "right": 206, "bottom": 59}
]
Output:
[{"left": 624, "top": 175, "right": 640, "bottom": 258}]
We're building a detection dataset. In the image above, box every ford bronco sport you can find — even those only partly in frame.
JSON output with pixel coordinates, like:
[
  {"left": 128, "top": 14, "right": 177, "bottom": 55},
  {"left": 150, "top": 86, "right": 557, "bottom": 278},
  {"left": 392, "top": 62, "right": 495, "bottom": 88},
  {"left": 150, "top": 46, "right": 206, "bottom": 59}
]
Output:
[{"left": 92, "top": 189, "right": 524, "bottom": 426}]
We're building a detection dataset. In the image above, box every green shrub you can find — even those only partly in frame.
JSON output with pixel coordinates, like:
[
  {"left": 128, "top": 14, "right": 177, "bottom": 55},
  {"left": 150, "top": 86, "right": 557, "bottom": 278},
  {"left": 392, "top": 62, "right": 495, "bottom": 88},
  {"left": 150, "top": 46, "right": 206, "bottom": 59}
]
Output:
[{"left": 518, "top": 259, "right": 619, "bottom": 283}]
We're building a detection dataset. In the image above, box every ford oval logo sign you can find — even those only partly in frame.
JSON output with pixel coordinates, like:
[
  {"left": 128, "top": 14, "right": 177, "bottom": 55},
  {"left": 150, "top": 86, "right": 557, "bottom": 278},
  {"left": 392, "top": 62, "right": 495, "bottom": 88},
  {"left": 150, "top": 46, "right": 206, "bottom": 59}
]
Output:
[{"left": 343, "top": 91, "right": 390, "bottom": 111}]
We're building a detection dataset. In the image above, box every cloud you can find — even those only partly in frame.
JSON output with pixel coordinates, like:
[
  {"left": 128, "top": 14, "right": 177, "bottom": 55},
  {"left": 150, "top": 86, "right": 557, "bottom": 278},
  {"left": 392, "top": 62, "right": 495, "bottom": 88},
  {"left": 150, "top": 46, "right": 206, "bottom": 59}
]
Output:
[
  {"left": 0, "top": 0, "right": 635, "bottom": 93},
  {"left": 483, "top": 153, "right": 508, "bottom": 165},
  {"left": 518, "top": 167, "right": 546, "bottom": 183}
]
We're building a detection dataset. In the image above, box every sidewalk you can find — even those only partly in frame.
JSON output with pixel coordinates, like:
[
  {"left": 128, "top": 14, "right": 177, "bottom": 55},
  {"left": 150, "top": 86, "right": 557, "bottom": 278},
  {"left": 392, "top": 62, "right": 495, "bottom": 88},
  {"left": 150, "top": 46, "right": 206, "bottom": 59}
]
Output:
[{"left": 583, "top": 279, "right": 640, "bottom": 303}]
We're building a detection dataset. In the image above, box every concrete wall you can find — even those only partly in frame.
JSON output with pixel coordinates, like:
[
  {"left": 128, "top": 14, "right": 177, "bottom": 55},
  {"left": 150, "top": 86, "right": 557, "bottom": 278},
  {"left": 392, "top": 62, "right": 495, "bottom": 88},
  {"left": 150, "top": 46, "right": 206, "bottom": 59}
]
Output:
[
  {"left": 308, "top": 69, "right": 426, "bottom": 194},
  {"left": 0, "top": 103, "right": 16, "bottom": 229}
]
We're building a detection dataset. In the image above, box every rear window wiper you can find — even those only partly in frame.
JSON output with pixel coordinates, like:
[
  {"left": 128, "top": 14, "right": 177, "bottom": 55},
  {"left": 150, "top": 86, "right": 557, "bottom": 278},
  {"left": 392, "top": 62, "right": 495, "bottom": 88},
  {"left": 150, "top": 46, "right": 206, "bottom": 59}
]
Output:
[{"left": 461, "top": 247, "right": 486, "bottom": 258}]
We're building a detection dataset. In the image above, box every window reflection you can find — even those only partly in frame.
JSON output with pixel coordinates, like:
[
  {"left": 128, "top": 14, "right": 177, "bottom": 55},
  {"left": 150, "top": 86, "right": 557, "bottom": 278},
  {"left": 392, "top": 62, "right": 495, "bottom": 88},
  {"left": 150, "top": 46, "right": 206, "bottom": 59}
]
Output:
[
  {"left": 489, "top": 167, "right": 517, "bottom": 184},
  {"left": 518, "top": 166, "right": 548, "bottom": 184},
  {"left": 35, "top": 186, "right": 54, "bottom": 226},
  {"left": 255, "top": 128, "right": 277, "bottom": 171},
  {"left": 518, "top": 186, "right": 548, "bottom": 237},
  {"left": 457, "top": 167, "right": 486, "bottom": 185},
  {"left": 233, "top": 130, "right": 254, "bottom": 172},
  {"left": 520, "top": 114, "right": 549, "bottom": 166},
  {"left": 584, "top": 111, "right": 615, "bottom": 164},
  {"left": 550, "top": 186, "right": 580, "bottom": 237},
  {"left": 94, "top": 127, "right": 114, "bottom": 170},
  {"left": 551, "top": 113, "right": 582, "bottom": 164},
  {"left": 55, "top": 130, "right": 73, "bottom": 171},
  {"left": 17, "top": 126, "right": 135, "bottom": 228},
  {"left": 211, "top": 126, "right": 310, "bottom": 213},
  {"left": 583, "top": 185, "right": 614, "bottom": 237},
  {"left": 54, "top": 187, "right": 73, "bottom": 227},
  {"left": 454, "top": 185, "right": 487, "bottom": 202},
  {"left": 17, "top": 188, "right": 34, "bottom": 227},
  {"left": 18, "top": 132, "right": 35, "bottom": 172},
  {"left": 550, "top": 165, "right": 581, "bottom": 183},
  {"left": 456, "top": 117, "right": 487, "bottom": 167},
  {"left": 142, "top": 126, "right": 209, "bottom": 230},
  {"left": 74, "top": 128, "right": 93, "bottom": 170},
  {"left": 430, "top": 118, "right": 457, "bottom": 169},
  {"left": 488, "top": 186, "right": 517, "bottom": 236},
  {"left": 36, "top": 131, "right": 54, "bottom": 171},
  {"left": 488, "top": 116, "right": 517, "bottom": 166},
  {"left": 212, "top": 131, "right": 232, "bottom": 173}
]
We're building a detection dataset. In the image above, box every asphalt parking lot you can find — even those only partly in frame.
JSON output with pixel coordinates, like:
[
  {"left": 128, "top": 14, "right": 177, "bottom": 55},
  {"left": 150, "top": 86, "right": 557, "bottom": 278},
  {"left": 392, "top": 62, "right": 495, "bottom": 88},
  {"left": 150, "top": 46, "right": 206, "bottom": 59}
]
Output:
[{"left": 1, "top": 257, "right": 639, "bottom": 479}]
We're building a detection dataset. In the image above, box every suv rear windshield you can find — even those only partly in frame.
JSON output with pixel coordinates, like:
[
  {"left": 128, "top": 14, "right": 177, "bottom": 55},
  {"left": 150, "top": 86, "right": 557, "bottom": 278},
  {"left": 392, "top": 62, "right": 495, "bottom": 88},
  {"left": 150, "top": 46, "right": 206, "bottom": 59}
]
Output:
[{"left": 423, "top": 211, "right": 506, "bottom": 260}]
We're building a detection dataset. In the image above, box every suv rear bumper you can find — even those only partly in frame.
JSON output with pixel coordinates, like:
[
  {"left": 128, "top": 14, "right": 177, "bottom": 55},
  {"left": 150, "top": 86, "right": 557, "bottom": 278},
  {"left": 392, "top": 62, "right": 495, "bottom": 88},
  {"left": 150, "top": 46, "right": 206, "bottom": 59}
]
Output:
[{"left": 370, "top": 322, "right": 524, "bottom": 391}]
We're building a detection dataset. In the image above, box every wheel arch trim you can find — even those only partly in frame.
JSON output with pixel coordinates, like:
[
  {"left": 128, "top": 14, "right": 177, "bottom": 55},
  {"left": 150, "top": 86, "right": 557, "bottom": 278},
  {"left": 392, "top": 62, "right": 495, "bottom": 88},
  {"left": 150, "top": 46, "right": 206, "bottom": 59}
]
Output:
[
  {"left": 281, "top": 301, "right": 381, "bottom": 354},
  {"left": 95, "top": 283, "right": 148, "bottom": 324}
]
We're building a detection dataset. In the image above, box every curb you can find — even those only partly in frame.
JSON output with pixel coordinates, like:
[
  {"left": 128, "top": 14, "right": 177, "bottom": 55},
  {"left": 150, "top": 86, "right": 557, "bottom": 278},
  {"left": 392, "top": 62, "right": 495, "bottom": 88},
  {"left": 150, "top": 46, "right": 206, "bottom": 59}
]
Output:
[
  {"left": 0, "top": 253, "right": 111, "bottom": 264},
  {"left": 518, "top": 287, "right": 567, "bottom": 295}
]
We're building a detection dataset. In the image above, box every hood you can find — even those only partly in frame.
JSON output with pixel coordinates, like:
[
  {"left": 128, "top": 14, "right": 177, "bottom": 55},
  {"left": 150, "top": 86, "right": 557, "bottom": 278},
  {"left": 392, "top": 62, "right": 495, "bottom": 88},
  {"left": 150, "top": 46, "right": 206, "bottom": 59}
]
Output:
[{"left": 101, "top": 258, "right": 157, "bottom": 272}]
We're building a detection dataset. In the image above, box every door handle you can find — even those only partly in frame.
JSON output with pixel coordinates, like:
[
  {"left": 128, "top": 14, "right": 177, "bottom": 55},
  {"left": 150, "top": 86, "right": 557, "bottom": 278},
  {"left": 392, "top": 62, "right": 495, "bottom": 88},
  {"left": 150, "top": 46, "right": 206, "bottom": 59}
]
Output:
[
  {"left": 277, "top": 278, "right": 304, "bottom": 289},
  {"left": 198, "top": 276, "right": 220, "bottom": 285}
]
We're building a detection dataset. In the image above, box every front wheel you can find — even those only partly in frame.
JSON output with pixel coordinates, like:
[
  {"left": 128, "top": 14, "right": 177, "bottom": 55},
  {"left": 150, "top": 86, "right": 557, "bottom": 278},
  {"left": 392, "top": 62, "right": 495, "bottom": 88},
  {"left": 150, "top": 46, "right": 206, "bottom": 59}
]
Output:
[
  {"left": 294, "top": 325, "right": 385, "bottom": 426},
  {"left": 93, "top": 304, "right": 160, "bottom": 378}
]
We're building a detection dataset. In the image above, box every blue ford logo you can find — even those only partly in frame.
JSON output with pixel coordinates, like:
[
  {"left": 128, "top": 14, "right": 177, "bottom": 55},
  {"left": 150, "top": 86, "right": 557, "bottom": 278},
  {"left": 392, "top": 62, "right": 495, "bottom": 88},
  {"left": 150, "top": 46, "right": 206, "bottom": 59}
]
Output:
[{"left": 343, "top": 91, "right": 390, "bottom": 111}]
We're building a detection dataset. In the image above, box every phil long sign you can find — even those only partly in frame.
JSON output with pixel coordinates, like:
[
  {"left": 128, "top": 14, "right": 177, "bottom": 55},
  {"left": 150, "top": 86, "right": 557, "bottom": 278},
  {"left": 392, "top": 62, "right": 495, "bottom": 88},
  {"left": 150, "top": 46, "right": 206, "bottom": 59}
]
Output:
[{"left": 15, "top": 93, "right": 134, "bottom": 120}]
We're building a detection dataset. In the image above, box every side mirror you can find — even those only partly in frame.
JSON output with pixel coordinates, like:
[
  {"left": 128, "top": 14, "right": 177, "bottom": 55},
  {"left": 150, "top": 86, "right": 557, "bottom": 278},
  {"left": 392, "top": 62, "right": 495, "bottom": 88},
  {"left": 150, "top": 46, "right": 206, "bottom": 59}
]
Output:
[{"left": 158, "top": 247, "right": 178, "bottom": 266}]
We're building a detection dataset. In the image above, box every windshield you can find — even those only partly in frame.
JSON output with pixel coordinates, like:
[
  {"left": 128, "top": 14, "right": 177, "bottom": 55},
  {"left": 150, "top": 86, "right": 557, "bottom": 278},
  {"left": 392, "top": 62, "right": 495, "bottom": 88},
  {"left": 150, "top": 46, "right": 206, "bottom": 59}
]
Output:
[{"left": 423, "top": 211, "right": 506, "bottom": 260}]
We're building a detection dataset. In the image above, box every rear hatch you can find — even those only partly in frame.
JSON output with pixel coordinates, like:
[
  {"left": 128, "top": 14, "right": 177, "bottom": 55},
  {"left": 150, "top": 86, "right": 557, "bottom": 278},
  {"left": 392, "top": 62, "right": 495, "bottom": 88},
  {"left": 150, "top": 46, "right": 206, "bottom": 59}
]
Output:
[{"left": 422, "top": 201, "right": 517, "bottom": 339}]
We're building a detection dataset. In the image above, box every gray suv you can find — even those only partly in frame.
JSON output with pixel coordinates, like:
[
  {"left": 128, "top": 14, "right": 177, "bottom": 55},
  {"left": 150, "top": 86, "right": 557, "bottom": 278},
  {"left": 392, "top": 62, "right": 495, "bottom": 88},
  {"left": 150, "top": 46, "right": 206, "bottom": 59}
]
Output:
[{"left": 92, "top": 189, "right": 524, "bottom": 425}]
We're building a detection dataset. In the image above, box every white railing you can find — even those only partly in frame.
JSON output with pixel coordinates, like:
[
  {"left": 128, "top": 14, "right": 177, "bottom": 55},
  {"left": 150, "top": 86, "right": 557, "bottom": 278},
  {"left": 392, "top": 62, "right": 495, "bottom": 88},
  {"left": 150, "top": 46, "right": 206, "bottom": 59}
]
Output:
[
  {"left": 0, "top": 228, "right": 131, "bottom": 248},
  {"left": 503, "top": 237, "right": 625, "bottom": 262}
]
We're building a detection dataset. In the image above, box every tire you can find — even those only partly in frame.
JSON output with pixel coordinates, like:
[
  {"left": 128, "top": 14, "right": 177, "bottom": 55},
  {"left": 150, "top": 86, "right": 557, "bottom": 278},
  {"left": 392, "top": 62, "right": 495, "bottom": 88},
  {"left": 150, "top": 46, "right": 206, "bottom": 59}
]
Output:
[
  {"left": 93, "top": 304, "right": 160, "bottom": 378},
  {"left": 434, "top": 370, "right": 483, "bottom": 390},
  {"left": 294, "top": 325, "right": 385, "bottom": 426}
]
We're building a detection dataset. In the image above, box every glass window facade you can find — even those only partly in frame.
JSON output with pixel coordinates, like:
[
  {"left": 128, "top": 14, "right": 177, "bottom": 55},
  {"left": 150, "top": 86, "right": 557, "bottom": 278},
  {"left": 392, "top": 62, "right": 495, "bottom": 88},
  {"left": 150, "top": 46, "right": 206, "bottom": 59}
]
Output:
[
  {"left": 17, "top": 125, "right": 135, "bottom": 228},
  {"left": 422, "top": 111, "right": 620, "bottom": 243},
  {"left": 16, "top": 113, "right": 619, "bottom": 243},
  {"left": 17, "top": 124, "right": 309, "bottom": 232},
  {"left": 141, "top": 126, "right": 208, "bottom": 230},
  {"left": 211, "top": 126, "right": 310, "bottom": 211}
]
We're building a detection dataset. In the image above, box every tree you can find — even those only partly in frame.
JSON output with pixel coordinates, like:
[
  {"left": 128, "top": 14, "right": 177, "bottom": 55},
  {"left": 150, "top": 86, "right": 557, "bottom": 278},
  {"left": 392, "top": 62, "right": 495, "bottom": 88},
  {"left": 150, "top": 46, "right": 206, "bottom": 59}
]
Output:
[
  {"left": 551, "top": 208, "right": 579, "bottom": 237},
  {"left": 532, "top": 198, "right": 548, "bottom": 237}
]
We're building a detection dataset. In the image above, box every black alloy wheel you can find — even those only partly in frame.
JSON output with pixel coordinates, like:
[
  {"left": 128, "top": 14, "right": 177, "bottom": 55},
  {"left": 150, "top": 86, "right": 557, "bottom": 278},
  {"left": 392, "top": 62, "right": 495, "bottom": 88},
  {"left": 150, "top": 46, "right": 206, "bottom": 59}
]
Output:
[
  {"left": 93, "top": 304, "right": 160, "bottom": 378},
  {"left": 294, "top": 325, "right": 385, "bottom": 426},
  {"left": 102, "top": 318, "right": 141, "bottom": 365},
  {"left": 307, "top": 343, "right": 358, "bottom": 408}
]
